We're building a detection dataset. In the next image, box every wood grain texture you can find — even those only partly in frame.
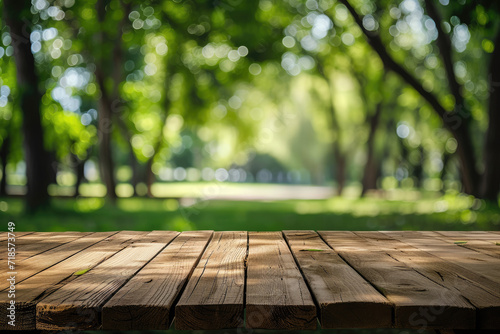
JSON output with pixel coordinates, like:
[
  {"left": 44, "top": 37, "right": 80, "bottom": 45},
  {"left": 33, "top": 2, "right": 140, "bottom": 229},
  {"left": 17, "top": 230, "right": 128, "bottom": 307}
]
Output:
[
  {"left": 434, "top": 231, "right": 500, "bottom": 259},
  {"left": 1, "top": 230, "right": 499, "bottom": 331},
  {"left": 0, "top": 231, "right": 34, "bottom": 243},
  {"left": 319, "top": 231, "right": 475, "bottom": 329},
  {"left": 102, "top": 231, "right": 213, "bottom": 330},
  {"left": 356, "top": 231, "right": 500, "bottom": 329},
  {"left": 0, "top": 232, "right": 95, "bottom": 291},
  {"left": 384, "top": 231, "right": 500, "bottom": 285},
  {"left": 175, "top": 231, "right": 247, "bottom": 330},
  {"left": 284, "top": 230, "right": 392, "bottom": 328},
  {"left": 0, "top": 231, "right": 120, "bottom": 330},
  {"left": 245, "top": 232, "right": 316, "bottom": 330},
  {"left": 36, "top": 231, "right": 178, "bottom": 331},
  {"left": 0, "top": 232, "right": 88, "bottom": 262}
]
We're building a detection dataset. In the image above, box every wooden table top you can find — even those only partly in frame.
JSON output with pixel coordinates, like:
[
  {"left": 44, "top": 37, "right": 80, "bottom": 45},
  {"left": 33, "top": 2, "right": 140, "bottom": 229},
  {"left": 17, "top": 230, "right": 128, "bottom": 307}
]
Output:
[{"left": 1, "top": 230, "right": 499, "bottom": 331}]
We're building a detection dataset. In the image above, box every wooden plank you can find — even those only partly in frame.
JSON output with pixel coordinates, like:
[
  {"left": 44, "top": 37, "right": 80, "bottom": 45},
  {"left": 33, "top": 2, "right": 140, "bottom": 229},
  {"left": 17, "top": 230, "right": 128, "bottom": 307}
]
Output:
[
  {"left": 102, "top": 230, "right": 213, "bottom": 330},
  {"left": 433, "top": 231, "right": 500, "bottom": 259},
  {"left": 283, "top": 230, "right": 392, "bottom": 328},
  {"left": 435, "top": 231, "right": 500, "bottom": 241},
  {"left": 0, "top": 231, "right": 34, "bottom": 243},
  {"left": 246, "top": 232, "right": 316, "bottom": 330},
  {"left": 0, "top": 231, "right": 132, "bottom": 330},
  {"left": 175, "top": 231, "right": 246, "bottom": 330},
  {"left": 318, "top": 231, "right": 475, "bottom": 329},
  {"left": 356, "top": 231, "right": 500, "bottom": 329},
  {"left": 0, "top": 232, "right": 89, "bottom": 263},
  {"left": 0, "top": 232, "right": 100, "bottom": 291},
  {"left": 383, "top": 231, "right": 500, "bottom": 286},
  {"left": 36, "top": 231, "right": 178, "bottom": 331},
  {"left": 1, "top": 232, "right": 90, "bottom": 263}
]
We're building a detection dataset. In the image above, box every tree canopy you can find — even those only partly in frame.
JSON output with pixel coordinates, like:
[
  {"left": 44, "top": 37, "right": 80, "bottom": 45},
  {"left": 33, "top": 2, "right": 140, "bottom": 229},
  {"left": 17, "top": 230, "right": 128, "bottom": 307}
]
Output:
[{"left": 1, "top": 0, "right": 499, "bottom": 210}]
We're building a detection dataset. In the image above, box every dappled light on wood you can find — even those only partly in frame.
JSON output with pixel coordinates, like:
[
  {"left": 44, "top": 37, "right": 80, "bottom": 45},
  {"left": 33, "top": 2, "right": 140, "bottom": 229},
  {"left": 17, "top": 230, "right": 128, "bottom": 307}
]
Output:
[{"left": 1, "top": 231, "right": 500, "bottom": 330}]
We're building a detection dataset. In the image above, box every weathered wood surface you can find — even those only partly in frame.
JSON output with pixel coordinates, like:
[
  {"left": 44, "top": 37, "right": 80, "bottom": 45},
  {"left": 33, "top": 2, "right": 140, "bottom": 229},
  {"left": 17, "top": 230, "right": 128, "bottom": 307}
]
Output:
[
  {"left": 0, "top": 231, "right": 34, "bottom": 243},
  {"left": 434, "top": 231, "right": 500, "bottom": 259},
  {"left": 284, "top": 230, "right": 392, "bottom": 328},
  {"left": 355, "top": 231, "right": 500, "bottom": 329},
  {"left": 36, "top": 231, "right": 178, "bottom": 330},
  {"left": 318, "top": 231, "right": 475, "bottom": 329},
  {"left": 102, "top": 231, "right": 213, "bottom": 330},
  {"left": 0, "top": 231, "right": 122, "bottom": 330},
  {"left": 246, "top": 232, "right": 316, "bottom": 329},
  {"left": 0, "top": 232, "right": 96, "bottom": 291},
  {"left": 0, "top": 232, "right": 89, "bottom": 263},
  {"left": 1, "top": 230, "right": 499, "bottom": 331},
  {"left": 175, "top": 231, "right": 247, "bottom": 330},
  {"left": 383, "top": 231, "right": 500, "bottom": 285}
]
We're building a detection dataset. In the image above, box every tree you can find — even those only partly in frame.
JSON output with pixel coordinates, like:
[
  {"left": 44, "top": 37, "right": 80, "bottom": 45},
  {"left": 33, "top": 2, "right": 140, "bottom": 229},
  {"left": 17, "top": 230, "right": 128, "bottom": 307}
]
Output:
[
  {"left": 3, "top": 0, "right": 51, "bottom": 211},
  {"left": 336, "top": 0, "right": 499, "bottom": 201}
]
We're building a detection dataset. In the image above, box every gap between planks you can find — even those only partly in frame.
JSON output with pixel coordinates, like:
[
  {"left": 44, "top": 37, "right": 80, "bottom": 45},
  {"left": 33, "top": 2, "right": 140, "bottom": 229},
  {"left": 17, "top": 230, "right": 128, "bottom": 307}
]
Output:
[{"left": 35, "top": 231, "right": 179, "bottom": 331}]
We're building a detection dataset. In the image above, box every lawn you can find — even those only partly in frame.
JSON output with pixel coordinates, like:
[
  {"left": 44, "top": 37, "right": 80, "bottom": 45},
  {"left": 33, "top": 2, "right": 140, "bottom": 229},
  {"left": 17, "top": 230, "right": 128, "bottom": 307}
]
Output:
[{"left": 2, "top": 189, "right": 499, "bottom": 232}]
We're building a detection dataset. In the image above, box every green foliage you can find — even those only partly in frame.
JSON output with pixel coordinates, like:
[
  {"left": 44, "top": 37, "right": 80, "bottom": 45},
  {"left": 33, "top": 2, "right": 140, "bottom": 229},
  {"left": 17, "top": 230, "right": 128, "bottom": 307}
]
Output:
[
  {"left": 73, "top": 268, "right": 91, "bottom": 276},
  {"left": 0, "top": 0, "right": 499, "bottom": 202}
]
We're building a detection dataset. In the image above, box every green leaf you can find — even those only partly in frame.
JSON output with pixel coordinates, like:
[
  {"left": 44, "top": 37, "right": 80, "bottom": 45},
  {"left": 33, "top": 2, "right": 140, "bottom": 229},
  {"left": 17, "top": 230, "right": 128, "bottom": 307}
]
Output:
[
  {"left": 495, "top": 242, "right": 500, "bottom": 246},
  {"left": 73, "top": 268, "right": 91, "bottom": 276},
  {"left": 300, "top": 249, "right": 325, "bottom": 252},
  {"left": 454, "top": 241, "right": 468, "bottom": 245}
]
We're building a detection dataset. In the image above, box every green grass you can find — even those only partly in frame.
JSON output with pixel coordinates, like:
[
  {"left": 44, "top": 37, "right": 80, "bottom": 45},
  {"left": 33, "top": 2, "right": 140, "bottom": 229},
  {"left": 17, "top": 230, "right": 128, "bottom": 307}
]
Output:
[{"left": 1, "top": 191, "right": 499, "bottom": 232}]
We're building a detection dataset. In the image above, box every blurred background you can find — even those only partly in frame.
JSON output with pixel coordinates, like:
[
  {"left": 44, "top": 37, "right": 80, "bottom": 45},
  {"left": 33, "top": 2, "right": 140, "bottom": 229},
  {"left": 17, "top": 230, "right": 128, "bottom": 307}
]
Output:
[{"left": 0, "top": 0, "right": 499, "bottom": 231}]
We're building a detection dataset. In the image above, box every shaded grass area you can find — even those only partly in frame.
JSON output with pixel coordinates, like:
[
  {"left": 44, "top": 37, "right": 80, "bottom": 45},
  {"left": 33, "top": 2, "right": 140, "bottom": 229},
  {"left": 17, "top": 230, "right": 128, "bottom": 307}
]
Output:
[{"left": 1, "top": 192, "right": 499, "bottom": 232}]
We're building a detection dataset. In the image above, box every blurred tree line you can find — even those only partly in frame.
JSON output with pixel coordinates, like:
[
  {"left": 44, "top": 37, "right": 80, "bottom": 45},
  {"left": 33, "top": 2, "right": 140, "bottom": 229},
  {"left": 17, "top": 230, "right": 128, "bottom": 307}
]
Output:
[{"left": 0, "top": 0, "right": 499, "bottom": 211}]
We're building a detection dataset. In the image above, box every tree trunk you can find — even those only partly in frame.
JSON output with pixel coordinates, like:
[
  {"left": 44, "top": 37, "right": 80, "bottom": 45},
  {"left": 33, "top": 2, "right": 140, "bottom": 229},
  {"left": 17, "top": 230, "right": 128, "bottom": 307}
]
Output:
[
  {"left": 94, "top": 0, "right": 117, "bottom": 201},
  {"left": 480, "top": 27, "right": 500, "bottom": 202},
  {"left": 70, "top": 153, "right": 86, "bottom": 198},
  {"left": 129, "top": 150, "right": 140, "bottom": 196},
  {"left": 338, "top": 0, "right": 481, "bottom": 197},
  {"left": 4, "top": 0, "right": 51, "bottom": 211},
  {"left": 146, "top": 125, "right": 168, "bottom": 198},
  {"left": 361, "top": 101, "right": 383, "bottom": 196},
  {"left": 115, "top": 116, "right": 140, "bottom": 196},
  {"left": 439, "top": 152, "right": 452, "bottom": 193},
  {"left": 0, "top": 135, "right": 9, "bottom": 196},
  {"left": 452, "top": 124, "right": 480, "bottom": 196},
  {"left": 413, "top": 146, "right": 424, "bottom": 189},
  {"left": 315, "top": 61, "right": 347, "bottom": 196},
  {"left": 95, "top": 84, "right": 117, "bottom": 201},
  {"left": 334, "top": 144, "right": 346, "bottom": 196},
  {"left": 146, "top": 157, "right": 155, "bottom": 198},
  {"left": 48, "top": 151, "right": 58, "bottom": 185}
]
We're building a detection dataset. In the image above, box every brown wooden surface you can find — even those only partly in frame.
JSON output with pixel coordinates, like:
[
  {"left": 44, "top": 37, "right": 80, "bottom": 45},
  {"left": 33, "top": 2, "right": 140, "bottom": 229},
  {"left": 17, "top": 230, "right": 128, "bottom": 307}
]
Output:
[
  {"left": 434, "top": 231, "right": 500, "bottom": 259},
  {"left": 384, "top": 231, "right": 500, "bottom": 285},
  {"left": 0, "top": 231, "right": 34, "bottom": 243},
  {"left": 102, "top": 231, "right": 213, "bottom": 330},
  {"left": 318, "top": 231, "right": 476, "bottom": 329},
  {"left": 0, "top": 232, "right": 89, "bottom": 263},
  {"left": 246, "top": 232, "right": 316, "bottom": 329},
  {"left": 0, "top": 232, "right": 97, "bottom": 291},
  {"left": 284, "top": 230, "right": 392, "bottom": 328},
  {"left": 36, "top": 231, "right": 178, "bottom": 330},
  {"left": 0, "top": 231, "right": 120, "bottom": 330},
  {"left": 175, "top": 231, "right": 247, "bottom": 330},
  {"left": 355, "top": 231, "right": 500, "bottom": 329},
  {"left": 1, "top": 230, "right": 499, "bottom": 331}
]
